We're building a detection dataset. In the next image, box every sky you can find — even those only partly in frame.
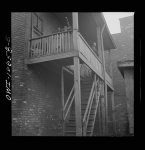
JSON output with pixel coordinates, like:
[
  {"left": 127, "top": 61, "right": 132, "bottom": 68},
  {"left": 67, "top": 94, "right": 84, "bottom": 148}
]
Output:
[{"left": 103, "top": 12, "right": 134, "bottom": 34}]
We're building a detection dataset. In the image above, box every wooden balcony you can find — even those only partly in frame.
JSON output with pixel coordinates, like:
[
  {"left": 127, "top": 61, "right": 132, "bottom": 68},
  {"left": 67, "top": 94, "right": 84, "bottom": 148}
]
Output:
[
  {"left": 77, "top": 32, "right": 113, "bottom": 90},
  {"left": 26, "top": 30, "right": 113, "bottom": 90}
]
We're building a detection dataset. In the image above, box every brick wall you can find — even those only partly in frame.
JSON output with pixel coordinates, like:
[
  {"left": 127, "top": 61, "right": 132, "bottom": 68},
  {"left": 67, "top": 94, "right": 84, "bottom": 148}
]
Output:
[
  {"left": 12, "top": 12, "right": 66, "bottom": 136},
  {"left": 104, "top": 15, "right": 134, "bottom": 136}
]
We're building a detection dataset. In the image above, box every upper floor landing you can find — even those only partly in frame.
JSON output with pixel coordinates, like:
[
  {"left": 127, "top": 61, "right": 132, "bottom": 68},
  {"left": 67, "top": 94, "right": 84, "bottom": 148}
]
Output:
[{"left": 24, "top": 12, "right": 116, "bottom": 90}]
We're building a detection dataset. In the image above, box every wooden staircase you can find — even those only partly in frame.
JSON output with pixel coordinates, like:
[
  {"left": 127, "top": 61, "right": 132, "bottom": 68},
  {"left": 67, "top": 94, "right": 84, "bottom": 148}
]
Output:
[{"left": 64, "top": 75, "right": 102, "bottom": 136}]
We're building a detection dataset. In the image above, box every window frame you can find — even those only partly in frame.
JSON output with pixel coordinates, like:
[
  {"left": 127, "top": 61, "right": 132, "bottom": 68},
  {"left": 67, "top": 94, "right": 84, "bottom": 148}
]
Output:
[{"left": 32, "top": 13, "right": 43, "bottom": 36}]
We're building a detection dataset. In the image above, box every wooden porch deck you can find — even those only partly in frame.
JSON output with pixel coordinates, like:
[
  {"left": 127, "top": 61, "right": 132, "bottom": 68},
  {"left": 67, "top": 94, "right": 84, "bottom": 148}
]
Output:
[{"left": 25, "top": 30, "right": 113, "bottom": 90}]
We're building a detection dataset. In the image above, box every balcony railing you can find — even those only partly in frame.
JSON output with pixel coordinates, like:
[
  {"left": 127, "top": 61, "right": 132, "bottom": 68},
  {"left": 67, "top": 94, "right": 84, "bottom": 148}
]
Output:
[
  {"left": 29, "top": 30, "right": 73, "bottom": 58},
  {"left": 28, "top": 30, "right": 113, "bottom": 88},
  {"left": 77, "top": 32, "right": 113, "bottom": 88},
  {"left": 77, "top": 32, "right": 103, "bottom": 77}
]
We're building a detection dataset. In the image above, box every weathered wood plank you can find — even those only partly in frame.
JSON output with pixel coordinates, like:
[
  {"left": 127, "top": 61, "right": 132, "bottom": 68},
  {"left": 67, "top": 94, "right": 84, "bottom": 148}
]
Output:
[
  {"left": 74, "top": 57, "right": 82, "bottom": 136},
  {"left": 61, "top": 67, "right": 65, "bottom": 135},
  {"left": 100, "top": 24, "right": 108, "bottom": 135},
  {"left": 25, "top": 51, "right": 79, "bottom": 64},
  {"left": 100, "top": 81, "right": 106, "bottom": 136},
  {"left": 110, "top": 91, "right": 116, "bottom": 136}
]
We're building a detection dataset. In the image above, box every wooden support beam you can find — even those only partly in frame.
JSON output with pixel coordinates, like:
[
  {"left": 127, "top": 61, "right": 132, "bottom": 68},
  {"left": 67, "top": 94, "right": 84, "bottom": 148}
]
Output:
[
  {"left": 74, "top": 57, "right": 82, "bottom": 136},
  {"left": 108, "top": 49, "right": 113, "bottom": 78},
  {"left": 96, "top": 26, "right": 102, "bottom": 61},
  {"left": 110, "top": 91, "right": 116, "bottom": 136},
  {"left": 94, "top": 73, "right": 97, "bottom": 101},
  {"left": 104, "top": 83, "right": 108, "bottom": 135},
  {"left": 100, "top": 81, "right": 106, "bottom": 136},
  {"left": 98, "top": 80, "right": 102, "bottom": 136},
  {"left": 25, "top": 51, "right": 79, "bottom": 64},
  {"left": 61, "top": 67, "right": 65, "bottom": 135},
  {"left": 98, "top": 101, "right": 102, "bottom": 136},
  {"left": 100, "top": 24, "right": 108, "bottom": 135},
  {"left": 72, "top": 12, "right": 78, "bottom": 30},
  {"left": 72, "top": 12, "right": 79, "bottom": 51}
]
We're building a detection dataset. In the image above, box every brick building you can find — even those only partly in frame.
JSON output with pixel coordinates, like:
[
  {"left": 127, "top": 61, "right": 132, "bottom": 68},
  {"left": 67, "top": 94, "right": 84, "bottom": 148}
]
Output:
[
  {"left": 12, "top": 12, "right": 118, "bottom": 136},
  {"left": 104, "top": 15, "right": 134, "bottom": 136}
]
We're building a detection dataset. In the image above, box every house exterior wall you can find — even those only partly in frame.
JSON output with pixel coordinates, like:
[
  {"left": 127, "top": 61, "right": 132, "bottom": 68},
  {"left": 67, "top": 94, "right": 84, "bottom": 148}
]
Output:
[
  {"left": 12, "top": 12, "right": 65, "bottom": 136},
  {"left": 32, "top": 13, "right": 63, "bottom": 38},
  {"left": 124, "top": 68, "right": 134, "bottom": 134},
  {"left": 12, "top": 12, "right": 116, "bottom": 136},
  {"left": 104, "top": 15, "right": 134, "bottom": 136}
]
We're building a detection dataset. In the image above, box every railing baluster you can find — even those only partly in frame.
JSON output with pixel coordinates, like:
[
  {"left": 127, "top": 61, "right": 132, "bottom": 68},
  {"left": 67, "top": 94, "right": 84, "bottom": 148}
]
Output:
[
  {"left": 44, "top": 38, "right": 46, "bottom": 55},
  {"left": 58, "top": 33, "right": 60, "bottom": 53},
  {"left": 47, "top": 37, "right": 49, "bottom": 55},
  {"left": 60, "top": 34, "right": 62, "bottom": 53},
  {"left": 36, "top": 40, "right": 38, "bottom": 57},
  {"left": 70, "top": 31, "right": 73, "bottom": 50},
  {"left": 68, "top": 31, "right": 70, "bottom": 51},
  {"left": 62, "top": 33, "right": 64, "bottom": 52},
  {"left": 32, "top": 40, "right": 34, "bottom": 57},
  {"left": 65, "top": 32, "right": 67, "bottom": 52},
  {"left": 30, "top": 40, "right": 33, "bottom": 58},
  {"left": 56, "top": 34, "right": 58, "bottom": 53},
  {"left": 53, "top": 35, "right": 55, "bottom": 53},
  {"left": 29, "top": 30, "right": 73, "bottom": 58},
  {"left": 64, "top": 32, "right": 66, "bottom": 52},
  {"left": 37, "top": 39, "right": 41, "bottom": 57},
  {"left": 39, "top": 38, "right": 41, "bottom": 56},
  {"left": 34, "top": 40, "right": 36, "bottom": 57},
  {"left": 51, "top": 35, "right": 53, "bottom": 54},
  {"left": 43, "top": 38, "right": 45, "bottom": 56},
  {"left": 54, "top": 35, "right": 56, "bottom": 53},
  {"left": 49, "top": 36, "right": 51, "bottom": 55},
  {"left": 37, "top": 39, "right": 39, "bottom": 57}
]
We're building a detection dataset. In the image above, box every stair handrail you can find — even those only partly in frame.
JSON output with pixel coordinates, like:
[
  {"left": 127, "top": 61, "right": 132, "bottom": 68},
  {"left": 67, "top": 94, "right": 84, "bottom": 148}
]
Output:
[
  {"left": 30, "top": 29, "right": 73, "bottom": 41},
  {"left": 90, "top": 81, "right": 102, "bottom": 136},
  {"left": 85, "top": 89, "right": 95, "bottom": 129},
  {"left": 82, "top": 78, "right": 99, "bottom": 136},
  {"left": 83, "top": 80, "right": 95, "bottom": 123},
  {"left": 63, "top": 84, "right": 75, "bottom": 120},
  {"left": 63, "top": 84, "right": 74, "bottom": 111},
  {"left": 86, "top": 80, "right": 100, "bottom": 127},
  {"left": 64, "top": 94, "right": 75, "bottom": 120}
]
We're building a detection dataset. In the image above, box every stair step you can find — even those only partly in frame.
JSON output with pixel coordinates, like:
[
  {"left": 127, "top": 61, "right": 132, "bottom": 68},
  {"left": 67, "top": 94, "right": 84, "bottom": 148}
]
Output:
[
  {"left": 81, "top": 85, "right": 92, "bottom": 87},
  {"left": 81, "top": 103, "right": 96, "bottom": 106},
  {"left": 65, "top": 123, "right": 93, "bottom": 128},
  {"left": 81, "top": 107, "right": 96, "bottom": 111},
  {"left": 70, "top": 109, "right": 96, "bottom": 114},
  {"left": 71, "top": 110, "right": 96, "bottom": 114},
  {"left": 69, "top": 116, "right": 95, "bottom": 121}
]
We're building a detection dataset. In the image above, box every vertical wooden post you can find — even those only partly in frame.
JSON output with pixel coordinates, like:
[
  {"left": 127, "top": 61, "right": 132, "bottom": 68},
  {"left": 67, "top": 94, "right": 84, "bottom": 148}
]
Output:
[
  {"left": 94, "top": 73, "right": 97, "bottom": 101},
  {"left": 72, "top": 12, "right": 82, "bottom": 136},
  {"left": 98, "top": 80, "right": 102, "bottom": 136},
  {"left": 111, "top": 91, "right": 116, "bottom": 136},
  {"left": 108, "top": 50, "right": 113, "bottom": 77},
  {"left": 72, "top": 12, "right": 79, "bottom": 51},
  {"left": 104, "top": 84, "right": 108, "bottom": 135},
  {"left": 61, "top": 67, "right": 65, "bottom": 136},
  {"left": 98, "top": 101, "right": 101, "bottom": 136},
  {"left": 100, "top": 24, "right": 108, "bottom": 136},
  {"left": 74, "top": 57, "right": 82, "bottom": 136},
  {"left": 96, "top": 27, "right": 102, "bottom": 60},
  {"left": 100, "top": 81, "right": 105, "bottom": 135}
]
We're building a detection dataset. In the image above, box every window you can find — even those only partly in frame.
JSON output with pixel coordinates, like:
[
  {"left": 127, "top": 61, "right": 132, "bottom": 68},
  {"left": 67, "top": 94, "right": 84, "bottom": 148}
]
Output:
[{"left": 32, "top": 13, "right": 43, "bottom": 36}]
